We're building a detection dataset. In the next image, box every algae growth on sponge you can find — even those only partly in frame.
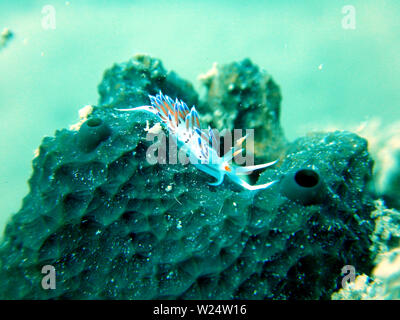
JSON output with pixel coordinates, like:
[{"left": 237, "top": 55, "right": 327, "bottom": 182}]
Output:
[{"left": 0, "top": 54, "right": 375, "bottom": 299}]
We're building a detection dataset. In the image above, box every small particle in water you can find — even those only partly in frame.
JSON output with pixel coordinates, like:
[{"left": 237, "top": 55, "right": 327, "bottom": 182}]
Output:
[
  {"left": 318, "top": 64, "right": 323, "bottom": 70},
  {"left": 0, "top": 28, "right": 14, "bottom": 50},
  {"left": 166, "top": 271, "right": 175, "bottom": 279},
  {"left": 174, "top": 195, "right": 182, "bottom": 205},
  {"left": 165, "top": 185, "right": 172, "bottom": 192}
]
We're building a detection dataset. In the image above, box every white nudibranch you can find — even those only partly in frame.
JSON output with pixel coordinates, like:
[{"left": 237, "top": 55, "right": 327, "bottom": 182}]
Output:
[{"left": 116, "top": 91, "right": 278, "bottom": 191}]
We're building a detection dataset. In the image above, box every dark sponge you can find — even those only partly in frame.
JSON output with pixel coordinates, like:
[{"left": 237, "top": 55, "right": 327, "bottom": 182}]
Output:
[{"left": 0, "top": 55, "right": 375, "bottom": 299}]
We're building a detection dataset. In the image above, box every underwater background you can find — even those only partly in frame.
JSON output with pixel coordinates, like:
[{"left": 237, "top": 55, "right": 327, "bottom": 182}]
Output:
[{"left": 0, "top": 0, "right": 399, "bottom": 299}]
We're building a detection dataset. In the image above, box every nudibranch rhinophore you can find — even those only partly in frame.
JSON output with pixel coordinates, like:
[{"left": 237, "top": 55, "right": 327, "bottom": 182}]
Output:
[{"left": 116, "top": 91, "right": 278, "bottom": 191}]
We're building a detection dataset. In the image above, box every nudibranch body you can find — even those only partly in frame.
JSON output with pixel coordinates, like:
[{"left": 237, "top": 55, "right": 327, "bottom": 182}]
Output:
[{"left": 117, "top": 92, "right": 278, "bottom": 191}]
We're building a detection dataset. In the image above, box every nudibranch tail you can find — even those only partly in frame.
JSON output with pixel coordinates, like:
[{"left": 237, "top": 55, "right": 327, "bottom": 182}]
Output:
[{"left": 116, "top": 91, "right": 278, "bottom": 191}]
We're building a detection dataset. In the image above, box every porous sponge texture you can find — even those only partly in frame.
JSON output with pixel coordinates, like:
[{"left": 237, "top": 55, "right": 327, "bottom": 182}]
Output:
[
  {"left": 0, "top": 107, "right": 245, "bottom": 299},
  {"left": 0, "top": 55, "right": 375, "bottom": 299}
]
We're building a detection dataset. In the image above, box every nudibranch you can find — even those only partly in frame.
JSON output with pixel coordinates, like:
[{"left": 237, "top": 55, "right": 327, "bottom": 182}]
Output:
[{"left": 116, "top": 92, "right": 278, "bottom": 191}]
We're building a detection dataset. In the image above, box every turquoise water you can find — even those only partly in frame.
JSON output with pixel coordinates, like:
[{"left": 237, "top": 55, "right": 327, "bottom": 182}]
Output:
[{"left": 0, "top": 0, "right": 399, "bottom": 234}]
